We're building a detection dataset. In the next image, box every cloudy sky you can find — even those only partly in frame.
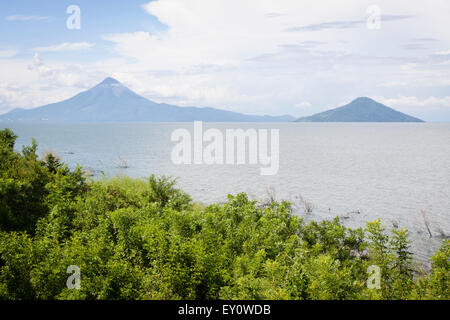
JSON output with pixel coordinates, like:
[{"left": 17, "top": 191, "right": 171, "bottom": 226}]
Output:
[{"left": 1, "top": 0, "right": 450, "bottom": 121}]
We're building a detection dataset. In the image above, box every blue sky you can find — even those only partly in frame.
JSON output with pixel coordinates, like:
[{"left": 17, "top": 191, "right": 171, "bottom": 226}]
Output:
[
  {"left": 0, "top": 0, "right": 165, "bottom": 61},
  {"left": 1, "top": 0, "right": 450, "bottom": 121}
]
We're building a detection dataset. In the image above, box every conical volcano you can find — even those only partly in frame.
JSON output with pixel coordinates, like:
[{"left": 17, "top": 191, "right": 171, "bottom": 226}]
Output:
[{"left": 0, "top": 78, "right": 295, "bottom": 122}]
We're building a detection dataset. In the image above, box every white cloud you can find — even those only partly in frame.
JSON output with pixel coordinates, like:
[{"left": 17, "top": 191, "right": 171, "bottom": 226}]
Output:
[
  {"left": 379, "top": 96, "right": 450, "bottom": 109},
  {"left": 34, "top": 42, "right": 95, "bottom": 52},
  {"left": 376, "top": 95, "right": 450, "bottom": 121},
  {"left": 295, "top": 101, "right": 312, "bottom": 108},
  {"left": 27, "top": 53, "right": 92, "bottom": 88},
  {"left": 377, "top": 81, "right": 409, "bottom": 88},
  {"left": 0, "top": 55, "right": 95, "bottom": 114},
  {"left": 434, "top": 50, "right": 450, "bottom": 55},
  {"left": 109, "top": 0, "right": 365, "bottom": 69},
  {"left": 0, "top": 49, "right": 18, "bottom": 58},
  {"left": 5, "top": 15, "right": 50, "bottom": 21}
]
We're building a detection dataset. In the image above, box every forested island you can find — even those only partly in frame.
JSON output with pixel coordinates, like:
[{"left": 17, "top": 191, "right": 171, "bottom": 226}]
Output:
[{"left": 0, "top": 128, "right": 447, "bottom": 300}]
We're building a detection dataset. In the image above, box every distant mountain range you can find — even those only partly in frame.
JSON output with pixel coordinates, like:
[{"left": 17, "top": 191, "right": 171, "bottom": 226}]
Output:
[
  {"left": 0, "top": 79, "right": 424, "bottom": 123},
  {"left": 296, "top": 97, "right": 424, "bottom": 122},
  {"left": 0, "top": 78, "right": 295, "bottom": 122}
]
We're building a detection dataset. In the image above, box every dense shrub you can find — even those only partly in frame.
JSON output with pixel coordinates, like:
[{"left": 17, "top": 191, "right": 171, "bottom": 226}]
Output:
[
  {"left": 0, "top": 129, "right": 85, "bottom": 233},
  {"left": 0, "top": 129, "right": 448, "bottom": 300}
]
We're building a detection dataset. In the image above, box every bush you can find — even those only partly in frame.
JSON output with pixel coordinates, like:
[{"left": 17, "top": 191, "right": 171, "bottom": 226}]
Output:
[
  {"left": 0, "top": 129, "right": 448, "bottom": 300},
  {"left": 0, "top": 129, "right": 85, "bottom": 233}
]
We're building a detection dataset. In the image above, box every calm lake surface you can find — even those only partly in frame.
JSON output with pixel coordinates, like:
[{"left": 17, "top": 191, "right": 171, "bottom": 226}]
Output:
[{"left": 2, "top": 122, "right": 449, "bottom": 262}]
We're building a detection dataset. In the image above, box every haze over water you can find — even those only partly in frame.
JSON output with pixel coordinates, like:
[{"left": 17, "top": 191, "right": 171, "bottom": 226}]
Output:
[{"left": 3, "top": 122, "right": 449, "bottom": 263}]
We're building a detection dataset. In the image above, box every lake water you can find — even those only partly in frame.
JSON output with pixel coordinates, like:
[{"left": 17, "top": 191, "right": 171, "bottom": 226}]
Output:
[{"left": 2, "top": 122, "right": 449, "bottom": 263}]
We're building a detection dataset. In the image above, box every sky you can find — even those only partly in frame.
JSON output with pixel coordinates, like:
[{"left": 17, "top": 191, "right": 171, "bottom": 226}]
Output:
[{"left": 0, "top": 0, "right": 450, "bottom": 121}]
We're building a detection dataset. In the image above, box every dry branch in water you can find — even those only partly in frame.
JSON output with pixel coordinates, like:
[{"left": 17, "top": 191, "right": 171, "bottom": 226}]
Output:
[{"left": 420, "top": 210, "right": 433, "bottom": 238}]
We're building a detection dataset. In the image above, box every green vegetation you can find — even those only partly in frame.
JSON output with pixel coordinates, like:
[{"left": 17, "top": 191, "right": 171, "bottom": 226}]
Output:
[{"left": 0, "top": 128, "right": 448, "bottom": 300}]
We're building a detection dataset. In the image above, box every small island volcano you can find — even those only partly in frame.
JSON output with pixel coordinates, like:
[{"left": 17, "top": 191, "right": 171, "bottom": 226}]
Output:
[{"left": 296, "top": 97, "right": 424, "bottom": 122}]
